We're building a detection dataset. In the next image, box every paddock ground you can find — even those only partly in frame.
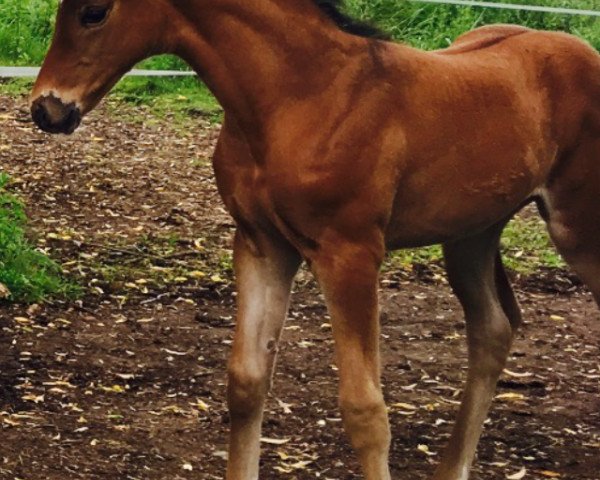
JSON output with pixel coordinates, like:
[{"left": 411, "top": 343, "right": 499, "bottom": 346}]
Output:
[{"left": 0, "top": 95, "right": 599, "bottom": 480}]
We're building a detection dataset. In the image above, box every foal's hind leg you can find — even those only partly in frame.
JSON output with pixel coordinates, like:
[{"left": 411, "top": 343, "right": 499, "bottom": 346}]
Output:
[
  {"left": 544, "top": 139, "right": 600, "bottom": 305},
  {"left": 433, "top": 222, "right": 520, "bottom": 480}
]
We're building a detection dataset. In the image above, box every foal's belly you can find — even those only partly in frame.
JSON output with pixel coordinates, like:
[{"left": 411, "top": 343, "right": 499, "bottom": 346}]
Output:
[
  {"left": 384, "top": 144, "right": 552, "bottom": 249},
  {"left": 384, "top": 193, "right": 527, "bottom": 249}
]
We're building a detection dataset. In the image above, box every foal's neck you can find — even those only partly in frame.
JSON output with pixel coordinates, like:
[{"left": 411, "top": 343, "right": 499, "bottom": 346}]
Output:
[{"left": 170, "top": 0, "right": 368, "bottom": 138}]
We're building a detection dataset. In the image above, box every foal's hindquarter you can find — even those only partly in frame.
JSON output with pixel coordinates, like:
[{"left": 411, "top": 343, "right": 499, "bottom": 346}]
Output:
[{"left": 217, "top": 26, "right": 600, "bottom": 480}]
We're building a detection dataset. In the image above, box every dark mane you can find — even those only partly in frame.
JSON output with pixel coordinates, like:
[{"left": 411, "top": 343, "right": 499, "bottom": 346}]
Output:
[{"left": 313, "top": 0, "right": 390, "bottom": 40}]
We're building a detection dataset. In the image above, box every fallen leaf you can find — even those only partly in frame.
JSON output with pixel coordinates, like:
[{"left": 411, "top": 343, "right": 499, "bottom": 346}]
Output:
[
  {"left": 506, "top": 468, "right": 527, "bottom": 480},
  {"left": 277, "top": 399, "right": 293, "bottom": 414},
  {"left": 391, "top": 402, "right": 418, "bottom": 410},
  {"left": 213, "top": 450, "right": 228, "bottom": 460},
  {"left": 161, "top": 405, "right": 185, "bottom": 415},
  {"left": 0, "top": 283, "right": 10, "bottom": 299},
  {"left": 43, "top": 380, "right": 76, "bottom": 389},
  {"left": 261, "top": 437, "right": 291, "bottom": 445},
  {"left": 417, "top": 444, "right": 436, "bottom": 456},
  {"left": 276, "top": 451, "right": 291, "bottom": 460},
  {"left": 100, "top": 385, "right": 125, "bottom": 393},
  {"left": 195, "top": 399, "right": 210, "bottom": 412},
  {"left": 503, "top": 369, "right": 533, "bottom": 378},
  {"left": 539, "top": 471, "right": 561, "bottom": 478},
  {"left": 162, "top": 348, "right": 190, "bottom": 356},
  {"left": 22, "top": 394, "right": 45, "bottom": 404},
  {"left": 495, "top": 392, "right": 527, "bottom": 402}
]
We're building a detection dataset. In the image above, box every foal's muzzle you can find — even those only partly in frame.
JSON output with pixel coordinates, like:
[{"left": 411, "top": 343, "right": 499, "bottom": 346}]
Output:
[{"left": 31, "top": 94, "right": 82, "bottom": 135}]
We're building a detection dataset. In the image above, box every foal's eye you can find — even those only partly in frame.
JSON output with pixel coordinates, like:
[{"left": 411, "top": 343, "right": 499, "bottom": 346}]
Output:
[{"left": 80, "top": 5, "right": 109, "bottom": 27}]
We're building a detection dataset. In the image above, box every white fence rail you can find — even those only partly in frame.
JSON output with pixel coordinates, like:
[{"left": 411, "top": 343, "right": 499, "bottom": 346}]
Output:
[
  {"left": 0, "top": 67, "right": 196, "bottom": 78},
  {"left": 410, "top": 0, "right": 600, "bottom": 17}
]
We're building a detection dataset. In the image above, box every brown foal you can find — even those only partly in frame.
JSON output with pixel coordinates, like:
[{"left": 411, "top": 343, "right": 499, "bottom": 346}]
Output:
[{"left": 30, "top": 1, "right": 600, "bottom": 479}]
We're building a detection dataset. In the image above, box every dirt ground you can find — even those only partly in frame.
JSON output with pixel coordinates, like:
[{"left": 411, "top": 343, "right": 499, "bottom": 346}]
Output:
[{"left": 0, "top": 95, "right": 599, "bottom": 480}]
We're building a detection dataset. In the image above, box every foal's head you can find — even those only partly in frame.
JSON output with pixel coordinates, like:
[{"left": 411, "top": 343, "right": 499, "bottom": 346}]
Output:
[
  {"left": 31, "top": 0, "right": 172, "bottom": 134},
  {"left": 31, "top": 0, "right": 386, "bottom": 134}
]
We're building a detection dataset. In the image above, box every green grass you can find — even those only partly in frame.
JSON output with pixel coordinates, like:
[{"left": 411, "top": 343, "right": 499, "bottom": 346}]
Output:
[
  {"left": 109, "top": 77, "right": 222, "bottom": 124},
  {"left": 0, "top": 0, "right": 58, "bottom": 66},
  {"left": 501, "top": 215, "right": 565, "bottom": 271},
  {"left": 347, "top": 0, "right": 600, "bottom": 50},
  {"left": 387, "top": 214, "right": 565, "bottom": 274},
  {"left": 1, "top": 0, "right": 597, "bottom": 65},
  {"left": 0, "top": 173, "right": 77, "bottom": 303}
]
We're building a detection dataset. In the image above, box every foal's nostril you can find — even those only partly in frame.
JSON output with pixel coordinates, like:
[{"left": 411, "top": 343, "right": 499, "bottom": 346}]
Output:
[
  {"left": 31, "top": 100, "right": 50, "bottom": 131},
  {"left": 64, "top": 105, "right": 82, "bottom": 134},
  {"left": 31, "top": 94, "right": 82, "bottom": 134}
]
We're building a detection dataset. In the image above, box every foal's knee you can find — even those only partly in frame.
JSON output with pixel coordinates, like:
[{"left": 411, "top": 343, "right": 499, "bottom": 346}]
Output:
[
  {"left": 339, "top": 387, "right": 390, "bottom": 452},
  {"left": 469, "top": 309, "right": 513, "bottom": 376},
  {"left": 227, "top": 363, "right": 269, "bottom": 416}
]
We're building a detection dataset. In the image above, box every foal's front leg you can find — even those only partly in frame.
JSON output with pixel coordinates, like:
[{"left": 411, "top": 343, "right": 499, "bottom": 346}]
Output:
[
  {"left": 226, "top": 231, "right": 301, "bottom": 480},
  {"left": 312, "top": 238, "right": 391, "bottom": 480}
]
